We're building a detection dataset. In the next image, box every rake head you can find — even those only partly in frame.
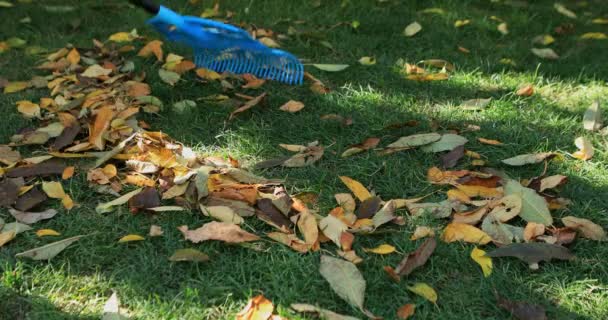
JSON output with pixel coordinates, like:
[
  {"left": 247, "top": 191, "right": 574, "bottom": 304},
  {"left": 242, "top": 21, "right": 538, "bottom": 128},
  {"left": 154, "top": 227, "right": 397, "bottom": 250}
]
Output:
[{"left": 146, "top": 6, "right": 304, "bottom": 85}]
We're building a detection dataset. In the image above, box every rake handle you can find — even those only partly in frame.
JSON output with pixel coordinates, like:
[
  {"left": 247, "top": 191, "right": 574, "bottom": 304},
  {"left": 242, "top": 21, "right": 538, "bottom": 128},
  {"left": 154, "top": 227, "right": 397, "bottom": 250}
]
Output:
[{"left": 129, "top": 0, "right": 160, "bottom": 14}]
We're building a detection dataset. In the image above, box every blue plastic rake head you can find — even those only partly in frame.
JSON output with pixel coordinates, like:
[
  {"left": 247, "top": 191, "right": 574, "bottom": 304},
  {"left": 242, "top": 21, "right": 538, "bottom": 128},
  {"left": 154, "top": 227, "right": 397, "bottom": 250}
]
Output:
[{"left": 129, "top": 0, "right": 303, "bottom": 85}]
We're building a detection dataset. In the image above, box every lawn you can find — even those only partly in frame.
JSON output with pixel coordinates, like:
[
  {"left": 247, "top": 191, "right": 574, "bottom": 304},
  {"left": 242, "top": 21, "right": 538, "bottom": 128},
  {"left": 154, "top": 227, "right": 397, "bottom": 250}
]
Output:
[{"left": 1, "top": 0, "right": 608, "bottom": 319}]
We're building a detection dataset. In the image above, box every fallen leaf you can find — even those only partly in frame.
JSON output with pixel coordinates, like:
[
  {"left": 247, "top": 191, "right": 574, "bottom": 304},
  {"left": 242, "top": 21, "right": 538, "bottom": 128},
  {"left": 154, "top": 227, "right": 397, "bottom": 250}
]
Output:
[
  {"left": 319, "top": 255, "right": 377, "bottom": 318},
  {"left": 268, "top": 232, "right": 309, "bottom": 253},
  {"left": 0, "top": 179, "right": 19, "bottom": 208},
  {"left": 454, "top": 19, "right": 471, "bottom": 28},
  {"left": 109, "top": 31, "right": 137, "bottom": 42},
  {"left": 36, "top": 229, "right": 61, "bottom": 237},
  {"left": 16, "top": 100, "right": 41, "bottom": 119},
  {"left": 531, "top": 48, "right": 559, "bottom": 60},
  {"left": 319, "top": 215, "right": 348, "bottom": 246},
  {"left": 387, "top": 132, "right": 441, "bottom": 149},
  {"left": 9, "top": 208, "right": 57, "bottom": 224},
  {"left": 169, "top": 248, "right": 210, "bottom": 262},
  {"left": 460, "top": 98, "right": 492, "bottom": 111},
  {"left": 312, "top": 64, "right": 349, "bottom": 72},
  {"left": 440, "top": 145, "right": 465, "bottom": 168},
  {"left": 201, "top": 205, "right": 244, "bottom": 224},
  {"left": 279, "top": 100, "right": 304, "bottom": 113},
  {"left": 539, "top": 175, "right": 567, "bottom": 192},
  {"left": 96, "top": 188, "right": 143, "bottom": 214},
  {"left": 554, "top": 3, "right": 576, "bottom": 18},
  {"left": 403, "top": 22, "right": 422, "bottom": 37},
  {"left": 502, "top": 153, "right": 554, "bottom": 166},
  {"left": 562, "top": 216, "right": 606, "bottom": 241},
  {"left": 358, "top": 56, "right": 376, "bottom": 66},
  {"left": 242, "top": 74, "right": 266, "bottom": 88},
  {"left": 4, "top": 81, "right": 30, "bottom": 93},
  {"left": 516, "top": 84, "right": 534, "bottom": 97},
  {"left": 149, "top": 225, "right": 163, "bottom": 237},
  {"left": 572, "top": 136, "right": 594, "bottom": 160},
  {"left": 392, "top": 237, "right": 436, "bottom": 278},
  {"left": 229, "top": 92, "right": 267, "bottom": 120},
  {"left": 138, "top": 40, "right": 163, "bottom": 61},
  {"left": 118, "top": 234, "right": 145, "bottom": 243},
  {"left": 291, "top": 303, "right": 359, "bottom": 320},
  {"left": 15, "top": 235, "right": 83, "bottom": 260},
  {"left": 0, "top": 231, "right": 16, "bottom": 248},
  {"left": 41, "top": 181, "right": 73, "bottom": 210},
  {"left": 158, "top": 69, "right": 180, "bottom": 86},
  {"left": 422, "top": 134, "right": 468, "bottom": 153},
  {"left": 496, "top": 293, "right": 547, "bottom": 320},
  {"left": 179, "top": 221, "right": 259, "bottom": 243},
  {"left": 339, "top": 176, "right": 372, "bottom": 201},
  {"left": 236, "top": 295, "right": 274, "bottom": 320},
  {"left": 342, "top": 137, "right": 380, "bottom": 157},
  {"left": 410, "top": 226, "right": 435, "bottom": 240},
  {"left": 581, "top": 32, "right": 607, "bottom": 39},
  {"left": 504, "top": 179, "right": 552, "bottom": 226},
  {"left": 81, "top": 64, "right": 112, "bottom": 78},
  {"left": 173, "top": 99, "right": 196, "bottom": 113},
  {"left": 497, "top": 22, "right": 509, "bottom": 35},
  {"left": 297, "top": 210, "right": 318, "bottom": 245},
  {"left": 487, "top": 242, "right": 574, "bottom": 269},
  {"left": 337, "top": 249, "right": 364, "bottom": 265},
  {"left": 128, "top": 187, "right": 161, "bottom": 212},
  {"left": 583, "top": 101, "right": 602, "bottom": 131},
  {"left": 489, "top": 194, "right": 522, "bottom": 222},
  {"left": 442, "top": 222, "right": 492, "bottom": 244},
  {"left": 420, "top": 59, "right": 455, "bottom": 71},
  {"left": 258, "top": 37, "right": 280, "bottom": 48},
  {"left": 363, "top": 244, "right": 396, "bottom": 255},
  {"left": 470, "top": 247, "right": 492, "bottom": 277},
  {"left": 524, "top": 222, "right": 546, "bottom": 242},
  {"left": 407, "top": 282, "right": 437, "bottom": 304},
  {"left": 397, "top": 304, "right": 415, "bottom": 319}
]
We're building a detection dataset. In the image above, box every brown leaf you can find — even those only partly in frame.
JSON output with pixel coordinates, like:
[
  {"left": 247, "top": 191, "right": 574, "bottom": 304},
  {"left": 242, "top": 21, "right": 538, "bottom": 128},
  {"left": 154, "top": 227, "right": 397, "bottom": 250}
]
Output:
[
  {"left": 51, "top": 123, "right": 81, "bottom": 151},
  {"left": 178, "top": 221, "right": 260, "bottom": 243},
  {"left": 457, "top": 175, "right": 502, "bottom": 188},
  {"left": 0, "top": 179, "right": 19, "bottom": 207},
  {"left": 496, "top": 293, "right": 547, "bottom": 320},
  {"left": 126, "top": 82, "right": 151, "bottom": 97},
  {"left": 173, "top": 60, "right": 196, "bottom": 74},
  {"left": 268, "top": 232, "right": 309, "bottom": 253},
  {"left": 548, "top": 227, "right": 577, "bottom": 245},
  {"left": 14, "top": 187, "right": 48, "bottom": 211},
  {"left": 516, "top": 84, "right": 534, "bottom": 97},
  {"left": 440, "top": 145, "right": 464, "bottom": 168},
  {"left": 236, "top": 295, "right": 274, "bottom": 320},
  {"left": 342, "top": 137, "right": 381, "bottom": 157},
  {"left": 356, "top": 196, "right": 382, "bottom": 219},
  {"left": 229, "top": 92, "right": 267, "bottom": 120},
  {"left": 524, "top": 222, "right": 546, "bottom": 242},
  {"left": 427, "top": 167, "right": 470, "bottom": 185},
  {"left": 9, "top": 208, "right": 57, "bottom": 224},
  {"left": 562, "top": 216, "right": 606, "bottom": 241},
  {"left": 256, "top": 198, "right": 293, "bottom": 232},
  {"left": 242, "top": 74, "right": 266, "bottom": 89},
  {"left": 478, "top": 138, "right": 503, "bottom": 145},
  {"left": 128, "top": 187, "right": 161, "bottom": 213},
  {"left": 279, "top": 100, "right": 305, "bottom": 113},
  {"left": 7, "top": 159, "right": 67, "bottom": 178},
  {"left": 391, "top": 237, "right": 437, "bottom": 279}
]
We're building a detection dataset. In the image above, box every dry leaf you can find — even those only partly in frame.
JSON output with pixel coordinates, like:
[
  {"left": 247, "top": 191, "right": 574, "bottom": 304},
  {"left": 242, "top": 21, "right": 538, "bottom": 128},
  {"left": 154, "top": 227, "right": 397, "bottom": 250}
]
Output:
[
  {"left": 4, "top": 81, "right": 30, "bottom": 93},
  {"left": 554, "top": 3, "right": 577, "bottom": 18},
  {"left": 169, "top": 248, "right": 209, "bottom": 262},
  {"left": 502, "top": 153, "right": 554, "bottom": 166},
  {"left": 118, "top": 234, "right": 145, "bottom": 243},
  {"left": 339, "top": 176, "right": 372, "bottom": 201},
  {"left": 387, "top": 133, "right": 441, "bottom": 149},
  {"left": 580, "top": 32, "right": 607, "bottom": 40},
  {"left": 229, "top": 92, "right": 267, "bottom": 120},
  {"left": 539, "top": 175, "right": 567, "bottom": 192},
  {"left": 442, "top": 222, "right": 492, "bottom": 244},
  {"left": 62, "top": 166, "right": 75, "bottom": 180},
  {"left": 149, "top": 225, "right": 163, "bottom": 237},
  {"left": 0, "top": 231, "right": 17, "bottom": 247},
  {"left": 158, "top": 69, "right": 180, "bottom": 86},
  {"left": 422, "top": 134, "right": 468, "bottom": 153},
  {"left": 572, "top": 136, "right": 594, "bottom": 160},
  {"left": 236, "top": 295, "right": 274, "bottom": 320},
  {"left": 81, "top": 64, "right": 112, "bottom": 78},
  {"left": 179, "top": 221, "right": 259, "bottom": 243},
  {"left": 358, "top": 56, "right": 376, "bottom": 66},
  {"left": 342, "top": 137, "right": 380, "bottom": 157},
  {"left": 497, "top": 22, "right": 509, "bottom": 35},
  {"left": 16, "top": 100, "right": 41, "bottom": 118},
  {"left": 363, "top": 244, "right": 396, "bottom": 255},
  {"left": 407, "top": 283, "right": 437, "bottom": 304},
  {"left": 562, "top": 216, "right": 606, "bottom": 241},
  {"left": 524, "top": 222, "right": 545, "bottom": 242},
  {"left": 36, "top": 229, "right": 61, "bottom": 237},
  {"left": 583, "top": 101, "right": 602, "bottom": 131},
  {"left": 410, "top": 226, "right": 434, "bottom": 240},
  {"left": 531, "top": 48, "right": 559, "bottom": 60},
  {"left": 96, "top": 188, "right": 143, "bottom": 214},
  {"left": 397, "top": 304, "right": 415, "bottom": 319},
  {"left": 9, "top": 208, "right": 57, "bottom": 224},
  {"left": 138, "top": 40, "right": 163, "bottom": 61},
  {"left": 41, "top": 181, "right": 74, "bottom": 210},
  {"left": 311, "top": 64, "right": 349, "bottom": 72},
  {"left": 279, "top": 100, "right": 304, "bottom": 113},
  {"left": 392, "top": 237, "right": 436, "bottom": 279},
  {"left": 268, "top": 232, "right": 309, "bottom": 253},
  {"left": 15, "top": 235, "right": 83, "bottom": 260},
  {"left": 470, "top": 247, "right": 492, "bottom": 277},
  {"left": 516, "top": 84, "right": 534, "bottom": 97},
  {"left": 504, "top": 179, "right": 552, "bottom": 226},
  {"left": 242, "top": 74, "right": 266, "bottom": 88}
]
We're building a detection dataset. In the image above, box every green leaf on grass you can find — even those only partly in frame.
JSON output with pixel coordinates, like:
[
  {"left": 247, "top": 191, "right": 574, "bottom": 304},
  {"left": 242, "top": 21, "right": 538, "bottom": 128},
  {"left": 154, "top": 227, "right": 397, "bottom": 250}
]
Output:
[
  {"left": 421, "top": 134, "right": 468, "bottom": 153},
  {"left": 504, "top": 180, "right": 552, "bottom": 225}
]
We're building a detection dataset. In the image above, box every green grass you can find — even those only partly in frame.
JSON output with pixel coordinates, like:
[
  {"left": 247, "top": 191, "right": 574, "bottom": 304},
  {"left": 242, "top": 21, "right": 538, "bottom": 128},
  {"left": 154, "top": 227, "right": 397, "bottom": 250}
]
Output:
[{"left": 1, "top": 0, "right": 608, "bottom": 319}]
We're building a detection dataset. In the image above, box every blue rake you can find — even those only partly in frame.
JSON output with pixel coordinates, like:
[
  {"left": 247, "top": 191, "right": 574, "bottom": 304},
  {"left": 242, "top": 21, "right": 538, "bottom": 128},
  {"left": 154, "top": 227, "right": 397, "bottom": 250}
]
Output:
[{"left": 129, "top": 0, "right": 303, "bottom": 85}]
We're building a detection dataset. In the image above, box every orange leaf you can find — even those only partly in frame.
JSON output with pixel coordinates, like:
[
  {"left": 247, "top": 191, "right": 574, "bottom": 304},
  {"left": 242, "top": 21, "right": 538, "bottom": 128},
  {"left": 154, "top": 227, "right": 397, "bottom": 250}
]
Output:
[
  {"left": 478, "top": 138, "right": 503, "bottom": 145},
  {"left": 236, "top": 295, "right": 274, "bottom": 320},
  {"left": 516, "top": 84, "right": 534, "bottom": 96},
  {"left": 242, "top": 74, "right": 266, "bottom": 89},
  {"left": 125, "top": 174, "right": 156, "bottom": 187},
  {"left": 88, "top": 106, "right": 115, "bottom": 150},
  {"left": 455, "top": 184, "right": 503, "bottom": 198},
  {"left": 173, "top": 60, "right": 196, "bottom": 74},
  {"left": 397, "top": 304, "right": 416, "bottom": 319},
  {"left": 138, "top": 40, "right": 163, "bottom": 61},
  {"left": 66, "top": 48, "right": 80, "bottom": 65},
  {"left": 62, "top": 166, "right": 75, "bottom": 180}
]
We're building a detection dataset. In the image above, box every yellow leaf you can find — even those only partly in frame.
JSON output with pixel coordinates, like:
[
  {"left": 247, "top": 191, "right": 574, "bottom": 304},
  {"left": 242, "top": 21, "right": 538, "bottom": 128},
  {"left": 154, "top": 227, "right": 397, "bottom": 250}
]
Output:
[
  {"left": 441, "top": 222, "right": 492, "bottom": 244},
  {"left": 42, "top": 181, "right": 67, "bottom": 199},
  {"left": 4, "top": 81, "right": 29, "bottom": 94},
  {"left": 407, "top": 282, "right": 437, "bottom": 304},
  {"left": 478, "top": 137, "right": 503, "bottom": 145},
  {"left": 195, "top": 68, "right": 221, "bottom": 80},
  {"left": 62, "top": 166, "right": 75, "bottom": 180},
  {"left": 16, "top": 100, "right": 41, "bottom": 118},
  {"left": 497, "top": 22, "right": 508, "bottom": 35},
  {"left": 258, "top": 37, "right": 280, "bottom": 48},
  {"left": 61, "top": 194, "right": 74, "bottom": 210},
  {"left": 592, "top": 18, "right": 608, "bottom": 24},
  {"left": 118, "top": 234, "right": 145, "bottom": 243},
  {"left": 455, "top": 184, "right": 503, "bottom": 198},
  {"left": 358, "top": 56, "right": 376, "bottom": 66},
  {"left": 572, "top": 136, "right": 594, "bottom": 160},
  {"left": 236, "top": 295, "right": 274, "bottom": 320},
  {"left": 447, "top": 189, "right": 471, "bottom": 203},
  {"left": 109, "top": 31, "right": 137, "bottom": 42},
  {"left": 410, "top": 226, "right": 435, "bottom": 240},
  {"left": 580, "top": 32, "right": 607, "bottom": 40},
  {"left": 66, "top": 48, "right": 80, "bottom": 65},
  {"left": 339, "top": 176, "right": 372, "bottom": 201},
  {"left": 89, "top": 106, "right": 115, "bottom": 150},
  {"left": 36, "top": 229, "right": 61, "bottom": 237},
  {"left": 0, "top": 231, "right": 16, "bottom": 247},
  {"left": 406, "top": 73, "right": 448, "bottom": 81},
  {"left": 363, "top": 244, "right": 396, "bottom": 254},
  {"left": 102, "top": 164, "right": 117, "bottom": 178},
  {"left": 138, "top": 40, "right": 163, "bottom": 61},
  {"left": 454, "top": 19, "right": 470, "bottom": 28},
  {"left": 470, "top": 247, "right": 492, "bottom": 277}
]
